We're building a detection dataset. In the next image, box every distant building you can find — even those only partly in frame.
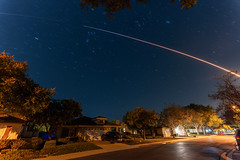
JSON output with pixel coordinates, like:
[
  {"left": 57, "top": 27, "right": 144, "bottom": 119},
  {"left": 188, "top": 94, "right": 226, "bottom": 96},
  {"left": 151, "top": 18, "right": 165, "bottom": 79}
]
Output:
[
  {"left": 0, "top": 112, "right": 26, "bottom": 139},
  {"left": 119, "top": 122, "right": 137, "bottom": 134},
  {"left": 57, "top": 116, "right": 121, "bottom": 141}
]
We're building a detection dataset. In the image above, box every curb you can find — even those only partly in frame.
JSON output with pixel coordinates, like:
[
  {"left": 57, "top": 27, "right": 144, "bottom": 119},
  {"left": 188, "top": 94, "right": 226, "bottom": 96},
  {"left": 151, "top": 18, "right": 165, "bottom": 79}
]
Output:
[{"left": 220, "top": 149, "right": 235, "bottom": 160}]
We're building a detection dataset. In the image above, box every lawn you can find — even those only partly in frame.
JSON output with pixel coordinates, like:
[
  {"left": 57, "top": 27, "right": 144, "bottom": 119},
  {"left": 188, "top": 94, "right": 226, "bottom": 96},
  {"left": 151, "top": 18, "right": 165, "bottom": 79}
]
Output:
[{"left": 0, "top": 140, "right": 101, "bottom": 160}]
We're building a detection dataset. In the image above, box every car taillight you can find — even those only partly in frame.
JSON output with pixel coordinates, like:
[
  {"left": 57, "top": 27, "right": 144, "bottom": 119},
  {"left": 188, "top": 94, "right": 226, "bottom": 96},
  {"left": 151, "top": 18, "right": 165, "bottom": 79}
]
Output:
[{"left": 236, "top": 136, "right": 240, "bottom": 139}]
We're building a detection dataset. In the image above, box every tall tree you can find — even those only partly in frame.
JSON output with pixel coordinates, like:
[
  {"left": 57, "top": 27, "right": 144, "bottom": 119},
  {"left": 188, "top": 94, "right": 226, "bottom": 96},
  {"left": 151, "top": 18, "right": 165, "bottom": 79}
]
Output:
[
  {"left": 209, "top": 73, "right": 240, "bottom": 124},
  {"left": 123, "top": 107, "right": 159, "bottom": 139},
  {"left": 79, "top": 0, "right": 197, "bottom": 18},
  {"left": 0, "top": 51, "right": 55, "bottom": 119},
  {"left": 160, "top": 104, "right": 184, "bottom": 138},
  {"left": 207, "top": 114, "right": 223, "bottom": 129},
  {"left": 31, "top": 98, "right": 82, "bottom": 142},
  {"left": 190, "top": 110, "right": 203, "bottom": 135},
  {"left": 31, "top": 99, "right": 82, "bottom": 127},
  {"left": 185, "top": 104, "right": 222, "bottom": 135},
  {"left": 181, "top": 107, "right": 194, "bottom": 136}
]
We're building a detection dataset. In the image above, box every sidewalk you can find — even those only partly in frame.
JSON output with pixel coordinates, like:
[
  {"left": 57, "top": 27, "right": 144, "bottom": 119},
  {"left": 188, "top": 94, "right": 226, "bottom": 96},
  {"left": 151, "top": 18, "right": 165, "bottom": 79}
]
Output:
[{"left": 35, "top": 136, "right": 204, "bottom": 160}]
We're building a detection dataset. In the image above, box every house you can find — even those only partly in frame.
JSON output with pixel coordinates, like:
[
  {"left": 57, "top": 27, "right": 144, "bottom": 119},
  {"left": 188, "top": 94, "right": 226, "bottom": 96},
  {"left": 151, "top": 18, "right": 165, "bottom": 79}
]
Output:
[
  {"left": 56, "top": 116, "right": 121, "bottom": 141},
  {"left": 144, "top": 127, "right": 172, "bottom": 137},
  {"left": 0, "top": 112, "right": 26, "bottom": 140},
  {"left": 119, "top": 122, "right": 137, "bottom": 134}
]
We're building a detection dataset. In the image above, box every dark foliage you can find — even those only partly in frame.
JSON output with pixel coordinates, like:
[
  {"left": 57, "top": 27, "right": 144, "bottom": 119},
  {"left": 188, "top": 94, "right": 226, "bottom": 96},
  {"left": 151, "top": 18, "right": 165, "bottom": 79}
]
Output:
[{"left": 79, "top": 0, "right": 197, "bottom": 18}]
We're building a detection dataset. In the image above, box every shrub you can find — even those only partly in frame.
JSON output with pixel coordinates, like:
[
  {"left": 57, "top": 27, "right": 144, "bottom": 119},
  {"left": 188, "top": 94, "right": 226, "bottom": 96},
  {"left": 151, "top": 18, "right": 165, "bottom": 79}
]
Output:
[
  {"left": 21, "top": 137, "right": 45, "bottom": 150},
  {"left": 190, "top": 132, "right": 204, "bottom": 136},
  {"left": 146, "top": 136, "right": 154, "bottom": 139},
  {"left": 0, "top": 140, "right": 8, "bottom": 150},
  {"left": 31, "top": 137, "right": 44, "bottom": 150},
  {"left": 123, "top": 139, "right": 146, "bottom": 145},
  {"left": 9, "top": 139, "right": 26, "bottom": 150},
  {"left": 57, "top": 138, "right": 69, "bottom": 144},
  {"left": 122, "top": 135, "right": 133, "bottom": 139}
]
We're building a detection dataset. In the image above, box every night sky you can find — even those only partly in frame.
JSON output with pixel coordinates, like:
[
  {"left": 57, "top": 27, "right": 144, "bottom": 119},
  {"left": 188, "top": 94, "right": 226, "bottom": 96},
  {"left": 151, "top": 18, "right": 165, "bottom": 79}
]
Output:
[{"left": 1, "top": 0, "right": 240, "bottom": 120}]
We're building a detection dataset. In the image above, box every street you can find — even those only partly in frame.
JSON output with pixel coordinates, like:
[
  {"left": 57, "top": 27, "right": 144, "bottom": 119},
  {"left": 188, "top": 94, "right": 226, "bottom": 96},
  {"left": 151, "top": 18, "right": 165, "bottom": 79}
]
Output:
[{"left": 71, "top": 135, "right": 236, "bottom": 160}]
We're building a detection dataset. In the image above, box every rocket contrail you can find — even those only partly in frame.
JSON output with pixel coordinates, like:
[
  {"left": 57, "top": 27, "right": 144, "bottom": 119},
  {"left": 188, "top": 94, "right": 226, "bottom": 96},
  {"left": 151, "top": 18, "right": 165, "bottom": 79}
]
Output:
[{"left": 83, "top": 25, "right": 240, "bottom": 78}]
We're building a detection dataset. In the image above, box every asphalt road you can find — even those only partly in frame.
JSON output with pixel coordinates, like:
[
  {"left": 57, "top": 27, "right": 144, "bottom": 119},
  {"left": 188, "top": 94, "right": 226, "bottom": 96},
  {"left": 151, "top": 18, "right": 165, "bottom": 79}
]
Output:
[{"left": 71, "top": 135, "right": 236, "bottom": 160}]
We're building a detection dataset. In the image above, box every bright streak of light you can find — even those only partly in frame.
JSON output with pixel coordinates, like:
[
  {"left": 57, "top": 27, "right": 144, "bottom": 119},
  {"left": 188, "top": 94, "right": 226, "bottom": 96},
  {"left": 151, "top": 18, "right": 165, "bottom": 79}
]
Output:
[{"left": 83, "top": 25, "right": 240, "bottom": 78}]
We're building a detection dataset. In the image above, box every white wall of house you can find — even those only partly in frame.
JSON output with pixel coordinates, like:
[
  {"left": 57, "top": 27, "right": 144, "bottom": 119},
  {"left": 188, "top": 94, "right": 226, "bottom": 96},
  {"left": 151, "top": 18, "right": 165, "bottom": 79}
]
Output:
[
  {"left": 59, "top": 126, "right": 118, "bottom": 141},
  {"left": 162, "top": 127, "right": 171, "bottom": 137},
  {"left": 79, "top": 130, "right": 106, "bottom": 141},
  {"left": 174, "top": 125, "right": 186, "bottom": 136},
  {"left": 77, "top": 127, "right": 113, "bottom": 141},
  {"left": 0, "top": 124, "right": 7, "bottom": 139},
  {"left": 0, "top": 124, "right": 23, "bottom": 139}
]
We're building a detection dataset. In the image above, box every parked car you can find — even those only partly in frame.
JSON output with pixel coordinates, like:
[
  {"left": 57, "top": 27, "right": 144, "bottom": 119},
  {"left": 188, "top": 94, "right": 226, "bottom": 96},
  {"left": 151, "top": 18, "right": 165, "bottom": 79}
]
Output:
[
  {"left": 235, "top": 129, "right": 240, "bottom": 150},
  {"left": 218, "top": 131, "right": 224, "bottom": 135},
  {"left": 101, "top": 131, "right": 122, "bottom": 143}
]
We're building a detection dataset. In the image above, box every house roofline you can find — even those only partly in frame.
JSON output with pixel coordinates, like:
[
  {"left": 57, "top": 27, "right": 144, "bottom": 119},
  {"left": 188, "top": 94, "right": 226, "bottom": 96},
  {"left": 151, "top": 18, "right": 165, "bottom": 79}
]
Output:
[{"left": 62, "top": 124, "right": 121, "bottom": 128}]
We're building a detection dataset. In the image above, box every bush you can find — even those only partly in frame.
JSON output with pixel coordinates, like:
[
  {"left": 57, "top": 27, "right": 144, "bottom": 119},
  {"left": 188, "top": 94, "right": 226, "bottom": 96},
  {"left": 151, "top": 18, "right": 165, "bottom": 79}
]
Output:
[
  {"left": 0, "top": 140, "right": 8, "bottom": 150},
  {"left": 122, "top": 135, "right": 133, "bottom": 139},
  {"left": 22, "top": 137, "right": 45, "bottom": 150},
  {"left": 9, "top": 139, "right": 26, "bottom": 150},
  {"left": 190, "top": 132, "right": 204, "bottom": 136},
  {"left": 146, "top": 136, "right": 154, "bottom": 139},
  {"left": 123, "top": 139, "right": 146, "bottom": 145},
  {"left": 56, "top": 137, "right": 84, "bottom": 145},
  {"left": 1, "top": 139, "right": 26, "bottom": 150}
]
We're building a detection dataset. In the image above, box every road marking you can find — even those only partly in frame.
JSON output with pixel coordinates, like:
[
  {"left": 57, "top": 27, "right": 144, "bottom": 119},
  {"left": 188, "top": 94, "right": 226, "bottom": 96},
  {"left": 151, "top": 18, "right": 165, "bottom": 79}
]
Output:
[{"left": 221, "top": 151, "right": 232, "bottom": 160}]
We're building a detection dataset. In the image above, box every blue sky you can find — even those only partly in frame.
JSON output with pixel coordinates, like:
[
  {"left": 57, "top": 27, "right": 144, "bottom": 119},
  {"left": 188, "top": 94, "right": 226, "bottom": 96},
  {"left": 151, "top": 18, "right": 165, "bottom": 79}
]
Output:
[{"left": 1, "top": 0, "right": 240, "bottom": 120}]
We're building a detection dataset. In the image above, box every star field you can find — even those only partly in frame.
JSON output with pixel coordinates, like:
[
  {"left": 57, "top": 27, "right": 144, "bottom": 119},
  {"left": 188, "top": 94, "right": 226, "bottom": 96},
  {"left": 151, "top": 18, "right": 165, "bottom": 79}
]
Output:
[{"left": 0, "top": 0, "right": 240, "bottom": 120}]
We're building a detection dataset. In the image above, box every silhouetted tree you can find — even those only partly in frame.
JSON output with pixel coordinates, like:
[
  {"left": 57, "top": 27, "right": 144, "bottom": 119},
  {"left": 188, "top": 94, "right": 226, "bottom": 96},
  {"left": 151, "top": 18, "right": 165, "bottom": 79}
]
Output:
[
  {"left": 31, "top": 98, "right": 82, "bottom": 128},
  {"left": 123, "top": 107, "right": 159, "bottom": 139},
  {"left": 79, "top": 0, "right": 197, "bottom": 18},
  {"left": 160, "top": 104, "right": 184, "bottom": 138},
  {"left": 31, "top": 98, "right": 82, "bottom": 142},
  {"left": 209, "top": 73, "right": 240, "bottom": 124},
  {"left": 0, "top": 51, "right": 55, "bottom": 119}
]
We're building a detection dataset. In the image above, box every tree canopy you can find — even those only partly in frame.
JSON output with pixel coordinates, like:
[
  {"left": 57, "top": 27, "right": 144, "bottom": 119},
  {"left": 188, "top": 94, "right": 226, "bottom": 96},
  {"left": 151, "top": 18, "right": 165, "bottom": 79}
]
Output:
[
  {"left": 160, "top": 104, "right": 222, "bottom": 136},
  {"left": 123, "top": 107, "right": 159, "bottom": 139},
  {"left": 0, "top": 52, "right": 55, "bottom": 119},
  {"left": 31, "top": 99, "right": 82, "bottom": 128},
  {"left": 79, "top": 0, "right": 197, "bottom": 18},
  {"left": 160, "top": 104, "right": 184, "bottom": 137},
  {"left": 209, "top": 73, "right": 240, "bottom": 124},
  {"left": 185, "top": 103, "right": 222, "bottom": 135}
]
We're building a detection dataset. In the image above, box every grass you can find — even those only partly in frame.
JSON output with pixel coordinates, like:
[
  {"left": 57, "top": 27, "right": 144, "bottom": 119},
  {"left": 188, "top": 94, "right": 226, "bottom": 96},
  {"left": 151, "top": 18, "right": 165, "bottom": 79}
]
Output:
[
  {"left": 0, "top": 140, "right": 101, "bottom": 160},
  {"left": 0, "top": 149, "right": 43, "bottom": 160},
  {"left": 41, "top": 140, "right": 101, "bottom": 156},
  {"left": 91, "top": 140, "right": 112, "bottom": 146}
]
